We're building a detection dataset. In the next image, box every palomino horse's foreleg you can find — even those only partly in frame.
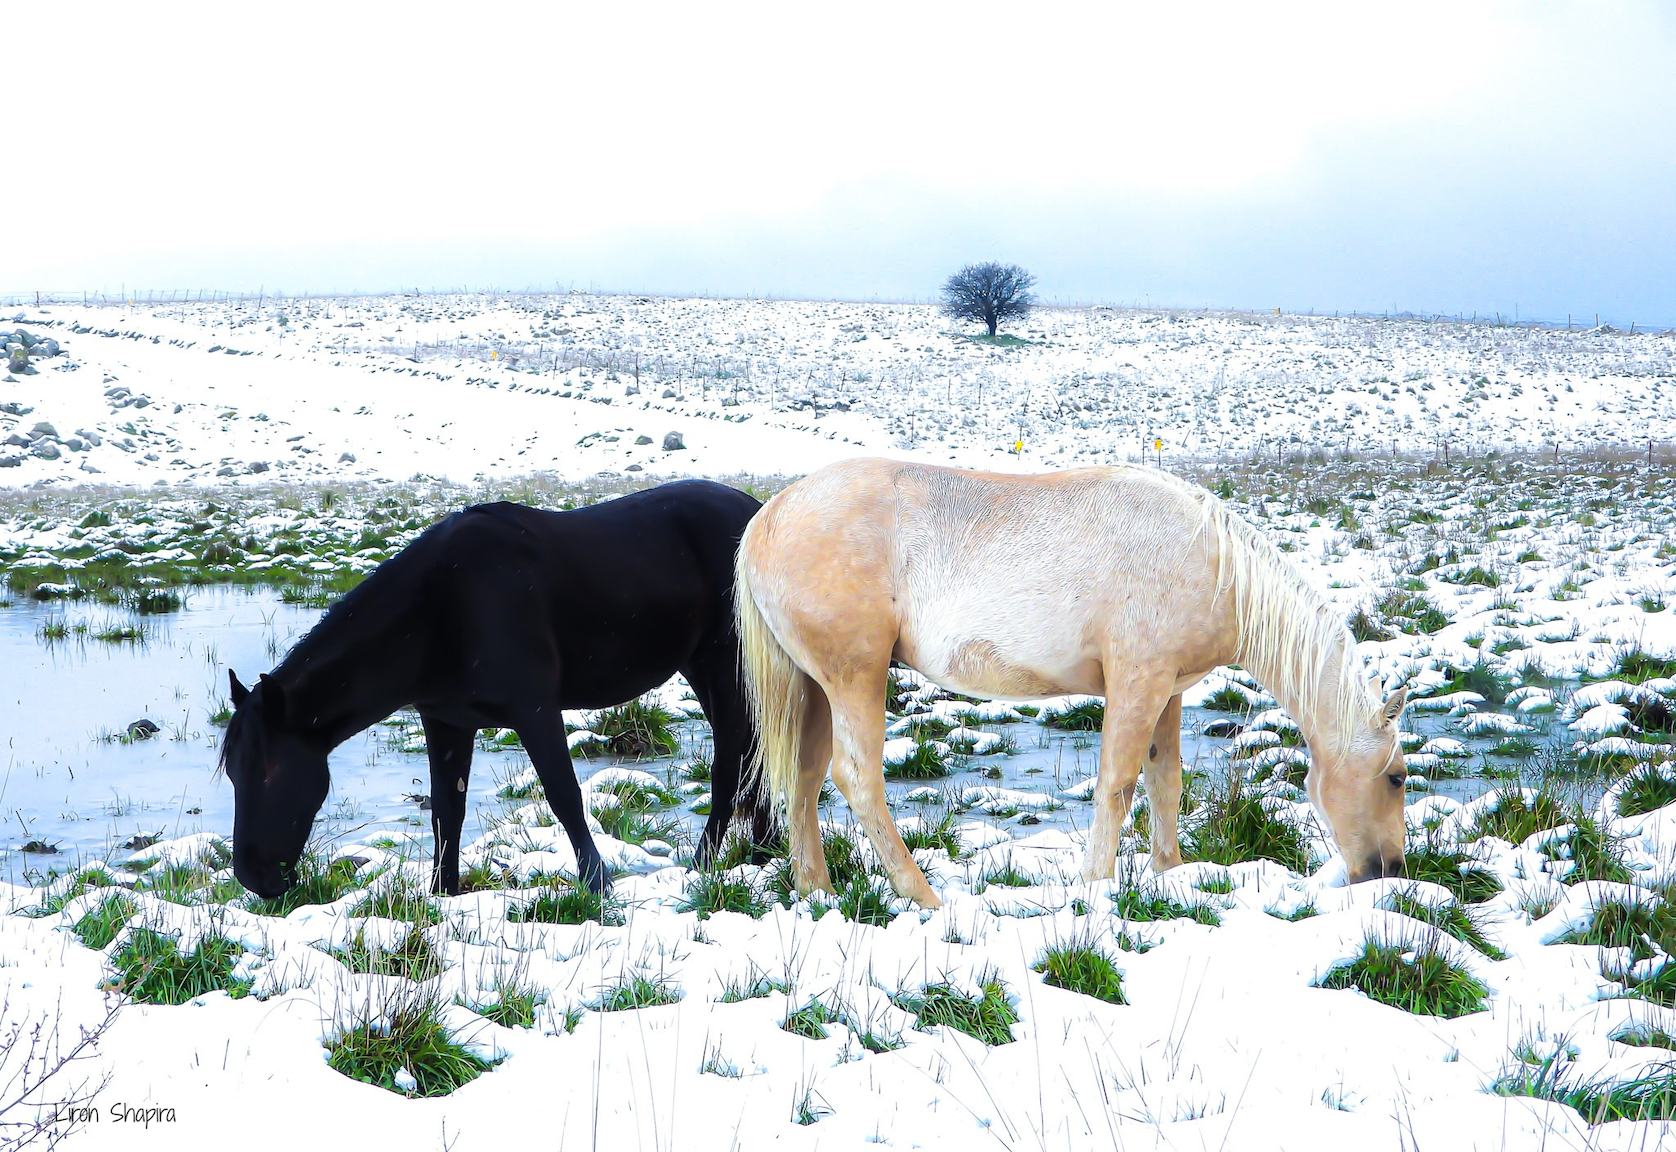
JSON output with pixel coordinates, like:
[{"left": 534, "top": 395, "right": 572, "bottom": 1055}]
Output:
[
  {"left": 1082, "top": 669, "right": 1176, "bottom": 883},
  {"left": 420, "top": 715, "right": 477, "bottom": 895},
  {"left": 1141, "top": 695, "right": 1185, "bottom": 872},
  {"left": 825, "top": 667, "right": 940, "bottom": 908},
  {"left": 790, "top": 680, "right": 835, "bottom": 897}
]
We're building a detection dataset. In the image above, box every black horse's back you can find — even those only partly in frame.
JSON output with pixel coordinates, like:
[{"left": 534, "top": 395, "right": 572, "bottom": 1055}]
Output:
[{"left": 223, "top": 479, "right": 770, "bottom": 899}]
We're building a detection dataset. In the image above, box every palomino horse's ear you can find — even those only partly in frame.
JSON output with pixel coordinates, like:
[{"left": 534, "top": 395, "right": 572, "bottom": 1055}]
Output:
[
  {"left": 1381, "top": 687, "right": 1408, "bottom": 725},
  {"left": 258, "top": 673, "right": 286, "bottom": 724},
  {"left": 229, "top": 670, "right": 250, "bottom": 707}
]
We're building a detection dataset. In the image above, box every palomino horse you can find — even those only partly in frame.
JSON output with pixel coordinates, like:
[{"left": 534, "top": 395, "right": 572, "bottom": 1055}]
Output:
[
  {"left": 735, "top": 458, "right": 1406, "bottom": 908},
  {"left": 223, "top": 482, "right": 772, "bottom": 899}
]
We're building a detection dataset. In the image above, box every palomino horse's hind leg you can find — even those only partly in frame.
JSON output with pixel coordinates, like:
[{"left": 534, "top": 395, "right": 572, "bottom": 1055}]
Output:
[
  {"left": 825, "top": 666, "right": 940, "bottom": 908},
  {"left": 1082, "top": 668, "right": 1176, "bottom": 883},
  {"left": 421, "top": 715, "right": 476, "bottom": 895},
  {"left": 1141, "top": 695, "right": 1185, "bottom": 872},
  {"left": 790, "top": 680, "right": 835, "bottom": 896}
]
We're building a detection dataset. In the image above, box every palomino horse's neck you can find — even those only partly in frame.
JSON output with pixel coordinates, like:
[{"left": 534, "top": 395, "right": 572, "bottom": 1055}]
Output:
[{"left": 1221, "top": 508, "right": 1373, "bottom": 765}]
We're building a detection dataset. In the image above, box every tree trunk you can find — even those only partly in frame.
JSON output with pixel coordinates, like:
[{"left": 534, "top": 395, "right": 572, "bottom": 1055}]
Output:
[{"left": 987, "top": 318, "right": 998, "bottom": 337}]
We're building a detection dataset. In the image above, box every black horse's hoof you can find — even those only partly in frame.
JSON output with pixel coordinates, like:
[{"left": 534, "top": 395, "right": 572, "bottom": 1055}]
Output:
[{"left": 579, "top": 860, "right": 612, "bottom": 895}]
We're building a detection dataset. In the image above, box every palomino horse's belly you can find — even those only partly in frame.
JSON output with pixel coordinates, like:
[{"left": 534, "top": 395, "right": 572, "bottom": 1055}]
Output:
[{"left": 895, "top": 620, "right": 1106, "bottom": 701}]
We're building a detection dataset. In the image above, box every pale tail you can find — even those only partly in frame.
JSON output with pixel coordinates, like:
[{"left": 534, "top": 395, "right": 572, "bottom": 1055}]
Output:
[{"left": 734, "top": 535, "right": 806, "bottom": 807}]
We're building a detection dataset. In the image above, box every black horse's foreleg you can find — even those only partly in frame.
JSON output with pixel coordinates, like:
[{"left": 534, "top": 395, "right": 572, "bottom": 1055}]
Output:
[
  {"left": 421, "top": 715, "right": 477, "bottom": 895},
  {"left": 516, "top": 711, "right": 610, "bottom": 893}
]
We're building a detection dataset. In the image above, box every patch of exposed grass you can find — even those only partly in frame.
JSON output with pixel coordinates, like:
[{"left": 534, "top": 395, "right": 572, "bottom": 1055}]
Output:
[
  {"left": 883, "top": 739, "right": 951, "bottom": 780},
  {"left": 320, "top": 925, "right": 447, "bottom": 982},
  {"left": 246, "top": 853, "right": 361, "bottom": 916},
  {"left": 894, "top": 973, "right": 1019, "bottom": 1046},
  {"left": 350, "top": 883, "right": 442, "bottom": 922},
  {"left": 1043, "top": 699, "right": 1105, "bottom": 731},
  {"left": 327, "top": 988, "right": 495, "bottom": 1096},
  {"left": 1110, "top": 884, "right": 1222, "bottom": 927},
  {"left": 72, "top": 893, "right": 138, "bottom": 950},
  {"left": 589, "top": 698, "right": 681, "bottom": 757},
  {"left": 1616, "top": 763, "right": 1676, "bottom": 818},
  {"left": 1493, "top": 1046, "right": 1676, "bottom": 1124},
  {"left": 1033, "top": 942, "right": 1126, "bottom": 1004},
  {"left": 1466, "top": 788, "right": 1567, "bottom": 845},
  {"left": 719, "top": 966, "right": 789, "bottom": 1003},
  {"left": 591, "top": 971, "right": 681, "bottom": 1012},
  {"left": 1404, "top": 827, "right": 1503, "bottom": 903},
  {"left": 508, "top": 881, "right": 626, "bottom": 926},
  {"left": 900, "top": 812, "right": 964, "bottom": 859},
  {"left": 782, "top": 997, "right": 836, "bottom": 1040},
  {"left": 1379, "top": 889, "right": 1506, "bottom": 959},
  {"left": 1316, "top": 931, "right": 1489, "bottom": 1017},
  {"left": 680, "top": 870, "right": 768, "bottom": 920},
  {"left": 1187, "top": 771, "right": 1313, "bottom": 872},
  {"left": 109, "top": 928, "right": 251, "bottom": 1004}
]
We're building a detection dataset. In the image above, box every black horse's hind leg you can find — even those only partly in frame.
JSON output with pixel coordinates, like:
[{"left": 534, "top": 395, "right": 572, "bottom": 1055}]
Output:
[
  {"left": 421, "top": 715, "right": 477, "bottom": 895},
  {"left": 515, "top": 711, "right": 610, "bottom": 893},
  {"left": 685, "top": 640, "right": 773, "bottom": 867}
]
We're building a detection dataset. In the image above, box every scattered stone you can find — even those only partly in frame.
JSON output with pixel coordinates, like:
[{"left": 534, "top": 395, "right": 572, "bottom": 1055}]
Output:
[
  {"left": 7, "top": 347, "right": 27, "bottom": 373},
  {"left": 634, "top": 434, "right": 653, "bottom": 445},
  {"left": 338, "top": 452, "right": 356, "bottom": 463},
  {"left": 31, "top": 442, "right": 60, "bottom": 460},
  {"left": 127, "top": 719, "right": 161, "bottom": 740},
  {"left": 215, "top": 465, "right": 238, "bottom": 477},
  {"left": 661, "top": 388, "right": 677, "bottom": 398},
  {"left": 624, "top": 384, "right": 640, "bottom": 396},
  {"left": 662, "top": 431, "right": 685, "bottom": 451},
  {"left": 78, "top": 461, "right": 101, "bottom": 474},
  {"left": 64, "top": 436, "right": 88, "bottom": 452},
  {"left": 247, "top": 461, "right": 270, "bottom": 474},
  {"left": 20, "top": 839, "right": 59, "bottom": 855},
  {"left": 35, "top": 338, "right": 60, "bottom": 357},
  {"left": 27, "top": 421, "right": 55, "bottom": 440},
  {"left": 121, "top": 833, "right": 162, "bottom": 851},
  {"left": 74, "top": 428, "right": 102, "bottom": 446},
  {"left": 0, "top": 455, "right": 20, "bottom": 468},
  {"left": 3, "top": 433, "right": 27, "bottom": 447},
  {"left": 0, "top": 400, "right": 31, "bottom": 416},
  {"left": 625, "top": 463, "right": 644, "bottom": 472}
]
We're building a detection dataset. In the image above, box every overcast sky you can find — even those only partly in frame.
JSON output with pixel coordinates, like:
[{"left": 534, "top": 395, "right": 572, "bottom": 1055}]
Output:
[{"left": 6, "top": 2, "right": 1673, "bottom": 324}]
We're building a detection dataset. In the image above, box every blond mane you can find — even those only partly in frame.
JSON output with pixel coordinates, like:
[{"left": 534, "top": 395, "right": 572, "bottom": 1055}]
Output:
[{"left": 1194, "top": 487, "right": 1385, "bottom": 762}]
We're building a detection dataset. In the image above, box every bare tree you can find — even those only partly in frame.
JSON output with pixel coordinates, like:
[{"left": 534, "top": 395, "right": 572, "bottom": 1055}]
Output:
[{"left": 940, "top": 262, "right": 1037, "bottom": 338}]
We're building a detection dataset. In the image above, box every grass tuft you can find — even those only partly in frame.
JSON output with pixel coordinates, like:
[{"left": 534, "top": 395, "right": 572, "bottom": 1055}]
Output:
[
  {"left": 1033, "top": 942, "right": 1126, "bottom": 1004},
  {"left": 326, "top": 987, "right": 495, "bottom": 1096},
  {"left": 894, "top": 972, "right": 1019, "bottom": 1046},
  {"left": 109, "top": 928, "right": 251, "bottom": 1004},
  {"left": 1316, "top": 930, "right": 1489, "bottom": 1017}
]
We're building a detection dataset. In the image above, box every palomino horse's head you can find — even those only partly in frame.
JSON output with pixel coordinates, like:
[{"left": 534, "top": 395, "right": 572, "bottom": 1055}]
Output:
[
  {"left": 222, "top": 670, "right": 330, "bottom": 899},
  {"left": 1307, "top": 687, "right": 1408, "bottom": 883}
]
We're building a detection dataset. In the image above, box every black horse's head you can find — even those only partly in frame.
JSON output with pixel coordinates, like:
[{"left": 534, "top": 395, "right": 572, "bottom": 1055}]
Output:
[{"left": 223, "top": 670, "right": 330, "bottom": 899}]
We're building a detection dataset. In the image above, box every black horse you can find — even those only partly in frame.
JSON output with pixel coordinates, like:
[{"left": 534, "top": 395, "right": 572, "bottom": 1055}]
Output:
[{"left": 221, "top": 480, "right": 770, "bottom": 899}]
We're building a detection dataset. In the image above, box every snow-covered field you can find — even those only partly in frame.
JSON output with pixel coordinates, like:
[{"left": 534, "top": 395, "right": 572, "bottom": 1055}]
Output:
[{"left": 3, "top": 294, "right": 1676, "bottom": 1150}]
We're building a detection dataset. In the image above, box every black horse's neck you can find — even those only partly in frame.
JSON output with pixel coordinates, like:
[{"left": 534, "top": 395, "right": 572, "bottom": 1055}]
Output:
[{"left": 270, "top": 571, "right": 428, "bottom": 751}]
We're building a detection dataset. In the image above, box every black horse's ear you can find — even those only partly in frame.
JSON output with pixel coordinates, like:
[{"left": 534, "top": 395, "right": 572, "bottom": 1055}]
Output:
[
  {"left": 258, "top": 673, "right": 286, "bottom": 724},
  {"left": 229, "top": 670, "right": 250, "bottom": 707}
]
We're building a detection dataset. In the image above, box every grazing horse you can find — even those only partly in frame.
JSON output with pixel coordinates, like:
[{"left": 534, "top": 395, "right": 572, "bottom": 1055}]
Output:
[
  {"left": 735, "top": 458, "right": 1407, "bottom": 909},
  {"left": 222, "top": 481, "right": 770, "bottom": 899}
]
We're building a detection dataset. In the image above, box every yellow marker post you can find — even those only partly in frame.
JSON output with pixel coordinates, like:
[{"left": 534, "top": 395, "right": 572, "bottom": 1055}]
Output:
[
  {"left": 491, "top": 350, "right": 498, "bottom": 359},
  {"left": 1014, "top": 440, "right": 1023, "bottom": 454}
]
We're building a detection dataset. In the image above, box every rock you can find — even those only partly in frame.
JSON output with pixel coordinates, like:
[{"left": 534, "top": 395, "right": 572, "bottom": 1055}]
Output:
[
  {"left": 0, "top": 400, "right": 31, "bottom": 415},
  {"left": 64, "top": 436, "right": 88, "bottom": 452},
  {"left": 0, "top": 455, "right": 20, "bottom": 467},
  {"left": 662, "top": 431, "right": 685, "bottom": 451},
  {"left": 12, "top": 329, "right": 35, "bottom": 348},
  {"left": 130, "top": 396, "right": 149, "bottom": 408},
  {"left": 4, "top": 433, "right": 27, "bottom": 447},
  {"left": 31, "top": 442, "right": 60, "bottom": 460},
  {"left": 8, "top": 347, "right": 29, "bottom": 373},
  {"left": 634, "top": 434, "right": 653, "bottom": 445},
  {"left": 27, "top": 421, "right": 57, "bottom": 440},
  {"left": 20, "top": 840, "right": 59, "bottom": 855},
  {"left": 36, "top": 339, "right": 60, "bottom": 357},
  {"left": 661, "top": 388, "right": 677, "bottom": 398},
  {"left": 625, "top": 463, "right": 644, "bottom": 472},
  {"left": 338, "top": 452, "right": 356, "bottom": 463},
  {"left": 74, "top": 428, "right": 102, "bottom": 446},
  {"left": 247, "top": 461, "right": 269, "bottom": 474},
  {"left": 126, "top": 718, "right": 161, "bottom": 741},
  {"left": 142, "top": 452, "right": 158, "bottom": 461},
  {"left": 78, "top": 461, "right": 101, "bottom": 474},
  {"left": 624, "top": 384, "right": 640, "bottom": 396},
  {"left": 215, "top": 465, "right": 238, "bottom": 477}
]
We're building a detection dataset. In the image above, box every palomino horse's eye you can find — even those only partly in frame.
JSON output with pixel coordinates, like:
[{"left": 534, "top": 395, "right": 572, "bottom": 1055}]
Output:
[{"left": 1387, "top": 773, "right": 1406, "bottom": 789}]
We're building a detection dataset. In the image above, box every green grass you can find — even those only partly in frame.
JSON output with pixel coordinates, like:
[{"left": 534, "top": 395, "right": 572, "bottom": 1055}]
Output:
[
  {"left": 829, "top": 874, "right": 898, "bottom": 927},
  {"left": 1202, "top": 684, "right": 1254, "bottom": 713},
  {"left": 467, "top": 980, "right": 544, "bottom": 1030},
  {"left": 72, "top": 893, "right": 138, "bottom": 949},
  {"left": 109, "top": 928, "right": 251, "bottom": 1004},
  {"left": 1316, "top": 932, "right": 1489, "bottom": 1017},
  {"left": 1375, "top": 587, "right": 1452, "bottom": 634},
  {"left": 719, "top": 967, "right": 789, "bottom": 1003},
  {"left": 1443, "top": 565, "right": 1501, "bottom": 589},
  {"left": 327, "top": 988, "right": 495, "bottom": 1096},
  {"left": 350, "top": 883, "right": 441, "bottom": 922},
  {"left": 1616, "top": 763, "right": 1676, "bottom": 817},
  {"left": 1033, "top": 943, "right": 1126, "bottom": 1004},
  {"left": 245, "top": 853, "right": 361, "bottom": 915},
  {"left": 1444, "top": 655, "right": 1515, "bottom": 706},
  {"left": 1403, "top": 827, "right": 1503, "bottom": 903},
  {"left": 591, "top": 797, "right": 681, "bottom": 846},
  {"left": 781, "top": 997, "right": 836, "bottom": 1040},
  {"left": 975, "top": 856, "right": 1035, "bottom": 891},
  {"left": 1110, "top": 884, "right": 1222, "bottom": 926},
  {"left": 680, "top": 870, "right": 769, "bottom": 919},
  {"left": 590, "top": 971, "right": 681, "bottom": 1012},
  {"left": 894, "top": 973, "right": 1019, "bottom": 1045},
  {"left": 883, "top": 739, "right": 951, "bottom": 780},
  {"left": 589, "top": 698, "right": 680, "bottom": 757},
  {"left": 1379, "top": 889, "right": 1506, "bottom": 959},
  {"left": 507, "top": 881, "right": 626, "bottom": 926},
  {"left": 1466, "top": 788, "right": 1567, "bottom": 845},
  {"left": 1043, "top": 699, "right": 1105, "bottom": 731},
  {"left": 1542, "top": 816, "right": 1634, "bottom": 884},
  {"left": 320, "top": 925, "right": 447, "bottom": 982},
  {"left": 900, "top": 812, "right": 964, "bottom": 859},
  {"left": 1186, "top": 774, "right": 1313, "bottom": 872},
  {"left": 1493, "top": 1046, "right": 1676, "bottom": 1123}
]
